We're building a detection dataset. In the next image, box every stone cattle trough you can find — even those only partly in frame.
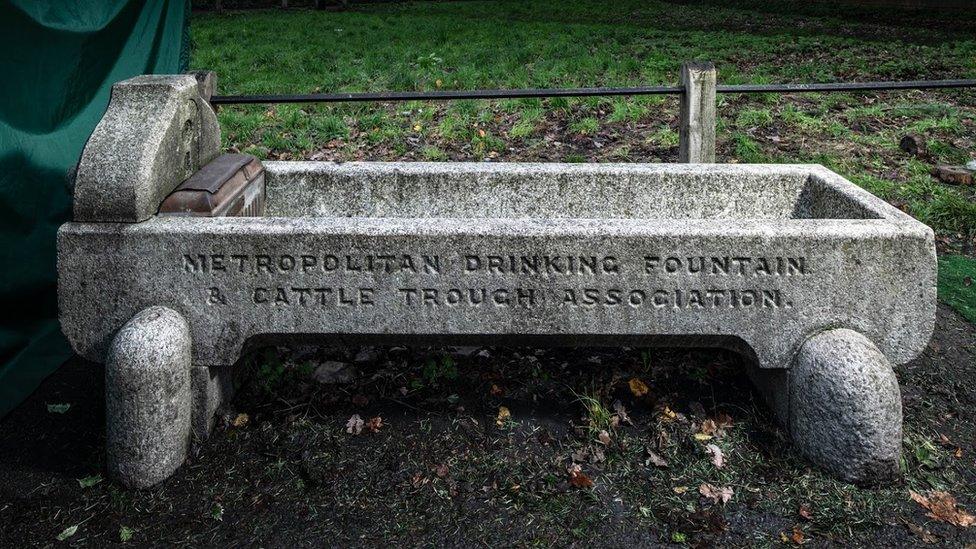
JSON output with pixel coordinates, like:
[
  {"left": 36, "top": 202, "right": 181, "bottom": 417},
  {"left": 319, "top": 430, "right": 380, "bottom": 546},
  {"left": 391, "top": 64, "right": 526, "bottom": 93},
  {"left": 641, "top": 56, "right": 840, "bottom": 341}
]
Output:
[{"left": 58, "top": 75, "right": 936, "bottom": 488}]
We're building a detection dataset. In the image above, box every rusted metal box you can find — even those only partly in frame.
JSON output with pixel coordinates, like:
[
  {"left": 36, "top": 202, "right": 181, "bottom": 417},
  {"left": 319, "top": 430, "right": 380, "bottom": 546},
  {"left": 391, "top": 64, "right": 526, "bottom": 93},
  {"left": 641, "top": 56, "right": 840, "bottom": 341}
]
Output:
[{"left": 159, "top": 153, "right": 265, "bottom": 217}]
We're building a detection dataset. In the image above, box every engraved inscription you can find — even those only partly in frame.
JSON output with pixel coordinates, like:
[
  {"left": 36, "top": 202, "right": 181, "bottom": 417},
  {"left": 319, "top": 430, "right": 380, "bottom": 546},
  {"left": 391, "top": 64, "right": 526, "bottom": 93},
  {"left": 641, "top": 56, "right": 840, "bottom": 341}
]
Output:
[{"left": 182, "top": 252, "right": 807, "bottom": 311}]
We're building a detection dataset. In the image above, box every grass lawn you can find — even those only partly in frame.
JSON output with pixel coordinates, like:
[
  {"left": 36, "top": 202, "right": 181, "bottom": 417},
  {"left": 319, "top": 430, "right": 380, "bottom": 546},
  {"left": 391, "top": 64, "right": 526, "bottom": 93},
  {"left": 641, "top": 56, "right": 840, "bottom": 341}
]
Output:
[{"left": 939, "top": 255, "right": 976, "bottom": 323}]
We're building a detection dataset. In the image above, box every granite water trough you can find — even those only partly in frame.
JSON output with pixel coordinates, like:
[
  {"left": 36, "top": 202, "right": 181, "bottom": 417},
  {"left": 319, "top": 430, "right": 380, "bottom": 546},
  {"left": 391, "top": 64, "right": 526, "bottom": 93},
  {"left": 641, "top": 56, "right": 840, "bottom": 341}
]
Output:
[{"left": 58, "top": 75, "right": 937, "bottom": 487}]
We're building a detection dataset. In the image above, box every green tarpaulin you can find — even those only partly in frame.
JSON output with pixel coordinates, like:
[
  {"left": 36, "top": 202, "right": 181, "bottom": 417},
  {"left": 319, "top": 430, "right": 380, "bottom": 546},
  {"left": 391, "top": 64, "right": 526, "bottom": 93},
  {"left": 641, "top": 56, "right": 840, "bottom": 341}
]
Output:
[{"left": 0, "top": 0, "right": 190, "bottom": 417}]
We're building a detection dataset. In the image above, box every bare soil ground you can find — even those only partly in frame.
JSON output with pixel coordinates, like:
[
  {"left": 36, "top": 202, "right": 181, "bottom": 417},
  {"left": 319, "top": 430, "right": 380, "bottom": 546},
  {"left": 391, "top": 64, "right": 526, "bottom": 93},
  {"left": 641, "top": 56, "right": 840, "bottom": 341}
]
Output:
[{"left": 1, "top": 303, "right": 974, "bottom": 547}]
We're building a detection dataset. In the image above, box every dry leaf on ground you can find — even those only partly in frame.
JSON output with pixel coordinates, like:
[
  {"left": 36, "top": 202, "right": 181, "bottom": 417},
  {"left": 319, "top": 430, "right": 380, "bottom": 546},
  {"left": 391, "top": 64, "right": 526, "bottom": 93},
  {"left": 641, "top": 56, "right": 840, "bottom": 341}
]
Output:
[
  {"left": 568, "top": 463, "right": 594, "bottom": 488},
  {"left": 699, "top": 483, "right": 733, "bottom": 504},
  {"left": 705, "top": 443, "right": 725, "bottom": 468},
  {"left": 367, "top": 416, "right": 383, "bottom": 433},
  {"left": 346, "top": 414, "right": 364, "bottom": 435},
  {"left": 612, "top": 400, "right": 633, "bottom": 425},
  {"left": 645, "top": 448, "right": 668, "bottom": 468},
  {"left": 910, "top": 490, "right": 976, "bottom": 528},
  {"left": 628, "top": 378, "right": 649, "bottom": 397},
  {"left": 798, "top": 503, "right": 813, "bottom": 520},
  {"left": 496, "top": 406, "right": 511, "bottom": 426},
  {"left": 597, "top": 430, "right": 611, "bottom": 446}
]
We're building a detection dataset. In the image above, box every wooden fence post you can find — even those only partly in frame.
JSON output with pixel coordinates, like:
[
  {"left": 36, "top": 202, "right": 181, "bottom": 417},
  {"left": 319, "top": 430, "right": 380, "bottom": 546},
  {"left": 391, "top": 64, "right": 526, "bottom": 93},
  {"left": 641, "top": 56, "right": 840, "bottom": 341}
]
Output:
[{"left": 678, "top": 61, "right": 717, "bottom": 163}]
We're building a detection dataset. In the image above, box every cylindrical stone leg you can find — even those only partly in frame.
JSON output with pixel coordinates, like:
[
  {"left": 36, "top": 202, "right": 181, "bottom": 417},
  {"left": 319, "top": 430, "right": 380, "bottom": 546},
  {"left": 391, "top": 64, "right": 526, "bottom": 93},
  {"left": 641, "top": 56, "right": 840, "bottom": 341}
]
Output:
[
  {"left": 788, "top": 328, "right": 902, "bottom": 484},
  {"left": 106, "top": 306, "right": 192, "bottom": 488}
]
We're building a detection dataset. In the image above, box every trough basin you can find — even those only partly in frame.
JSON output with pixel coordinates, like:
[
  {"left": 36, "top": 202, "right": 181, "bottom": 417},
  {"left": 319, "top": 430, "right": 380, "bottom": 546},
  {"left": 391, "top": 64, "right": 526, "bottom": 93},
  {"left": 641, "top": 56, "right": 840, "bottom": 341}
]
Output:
[{"left": 60, "top": 161, "right": 936, "bottom": 371}]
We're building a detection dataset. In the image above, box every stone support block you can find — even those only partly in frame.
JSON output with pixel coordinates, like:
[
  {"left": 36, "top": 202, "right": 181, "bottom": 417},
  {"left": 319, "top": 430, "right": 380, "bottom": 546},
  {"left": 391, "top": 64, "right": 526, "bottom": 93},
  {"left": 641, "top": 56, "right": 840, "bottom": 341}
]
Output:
[{"left": 106, "top": 306, "right": 192, "bottom": 488}]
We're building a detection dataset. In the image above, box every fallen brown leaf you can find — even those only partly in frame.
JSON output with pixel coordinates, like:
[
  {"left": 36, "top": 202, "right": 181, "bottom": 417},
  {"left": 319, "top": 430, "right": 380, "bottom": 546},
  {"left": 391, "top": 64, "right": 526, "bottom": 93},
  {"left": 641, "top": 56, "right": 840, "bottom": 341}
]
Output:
[
  {"left": 367, "top": 416, "right": 383, "bottom": 433},
  {"left": 496, "top": 406, "right": 511, "bottom": 426},
  {"left": 910, "top": 490, "right": 976, "bottom": 528},
  {"left": 706, "top": 443, "right": 725, "bottom": 469},
  {"left": 597, "top": 430, "right": 611, "bottom": 446},
  {"left": 645, "top": 448, "right": 668, "bottom": 468},
  {"left": 612, "top": 400, "right": 633, "bottom": 425},
  {"left": 699, "top": 483, "right": 733, "bottom": 504},
  {"left": 232, "top": 413, "right": 249, "bottom": 428},
  {"left": 798, "top": 503, "right": 813, "bottom": 520},
  {"left": 568, "top": 464, "right": 594, "bottom": 489},
  {"left": 628, "top": 378, "right": 649, "bottom": 397},
  {"left": 346, "top": 414, "right": 364, "bottom": 435},
  {"left": 659, "top": 406, "right": 677, "bottom": 421}
]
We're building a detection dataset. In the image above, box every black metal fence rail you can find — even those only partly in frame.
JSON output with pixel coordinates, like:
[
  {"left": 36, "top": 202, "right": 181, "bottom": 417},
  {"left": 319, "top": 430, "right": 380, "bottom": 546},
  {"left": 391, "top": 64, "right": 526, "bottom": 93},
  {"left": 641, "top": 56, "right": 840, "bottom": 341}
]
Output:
[{"left": 209, "top": 79, "right": 976, "bottom": 105}]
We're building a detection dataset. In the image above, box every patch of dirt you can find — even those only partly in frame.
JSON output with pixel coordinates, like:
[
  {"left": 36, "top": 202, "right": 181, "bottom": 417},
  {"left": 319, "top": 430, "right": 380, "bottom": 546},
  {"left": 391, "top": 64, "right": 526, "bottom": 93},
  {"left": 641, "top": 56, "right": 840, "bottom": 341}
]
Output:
[{"left": 1, "top": 304, "right": 974, "bottom": 546}]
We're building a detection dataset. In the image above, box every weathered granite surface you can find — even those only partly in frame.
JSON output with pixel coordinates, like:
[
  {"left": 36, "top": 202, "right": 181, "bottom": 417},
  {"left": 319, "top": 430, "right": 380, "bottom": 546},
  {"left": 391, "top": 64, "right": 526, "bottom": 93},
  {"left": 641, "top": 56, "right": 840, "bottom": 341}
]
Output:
[
  {"left": 748, "top": 328, "right": 902, "bottom": 484},
  {"left": 191, "top": 365, "right": 233, "bottom": 440},
  {"left": 105, "top": 307, "right": 191, "bottom": 488},
  {"left": 60, "top": 163, "right": 936, "bottom": 373},
  {"left": 73, "top": 75, "right": 220, "bottom": 222},
  {"left": 790, "top": 329, "right": 902, "bottom": 483}
]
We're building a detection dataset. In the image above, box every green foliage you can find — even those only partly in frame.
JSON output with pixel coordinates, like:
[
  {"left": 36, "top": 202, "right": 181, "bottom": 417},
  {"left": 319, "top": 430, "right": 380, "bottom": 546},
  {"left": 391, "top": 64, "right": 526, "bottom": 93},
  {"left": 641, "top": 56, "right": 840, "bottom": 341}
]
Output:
[
  {"left": 574, "top": 390, "right": 613, "bottom": 434},
  {"left": 731, "top": 132, "right": 765, "bottom": 163},
  {"left": 735, "top": 108, "right": 773, "bottom": 128},
  {"left": 510, "top": 108, "right": 543, "bottom": 138},
  {"left": 470, "top": 130, "right": 505, "bottom": 159},
  {"left": 608, "top": 100, "right": 648, "bottom": 123},
  {"left": 46, "top": 403, "right": 70, "bottom": 414},
  {"left": 570, "top": 117, "right": 599, "bottom": 135},
  {"left": 422, "top": 146, "right": 448, "bottom": 161},
  {"left": 413, "top": 355, "right": 459, "bottom": 389},
  {"left": 938, "top": 256, "right": 976, "bottom": 323},
  {"left": 649, "top": 128, "right": 679, "bottom": 148},
  {"left": 78, "top": 474, "right": 102, "bottom": 489}
]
